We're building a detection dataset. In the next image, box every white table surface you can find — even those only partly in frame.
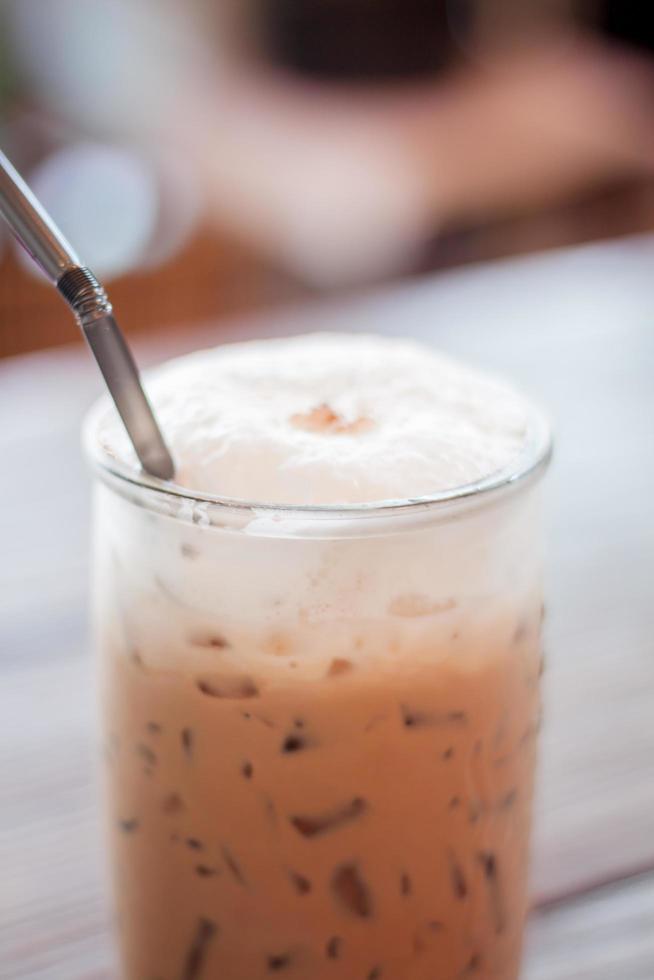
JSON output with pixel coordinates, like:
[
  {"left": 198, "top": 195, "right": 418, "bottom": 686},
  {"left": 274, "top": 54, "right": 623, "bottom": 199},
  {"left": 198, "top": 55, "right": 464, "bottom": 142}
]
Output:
[{"left": 2, "top": 234, "right": 654, "bottom": 978}]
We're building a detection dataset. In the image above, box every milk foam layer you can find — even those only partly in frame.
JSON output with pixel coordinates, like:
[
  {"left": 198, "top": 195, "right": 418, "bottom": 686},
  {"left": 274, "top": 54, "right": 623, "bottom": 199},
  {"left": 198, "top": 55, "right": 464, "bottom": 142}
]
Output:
[{"left": 96, "top": 333, "right": 531, "bottom": 505}]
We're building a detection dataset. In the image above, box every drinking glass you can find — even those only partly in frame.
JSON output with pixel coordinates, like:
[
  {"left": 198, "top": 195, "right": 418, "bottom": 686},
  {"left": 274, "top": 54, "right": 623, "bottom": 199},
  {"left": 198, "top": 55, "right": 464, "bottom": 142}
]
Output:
[{"left": 87, "top": 405, "right": 550, "bottom": 980}]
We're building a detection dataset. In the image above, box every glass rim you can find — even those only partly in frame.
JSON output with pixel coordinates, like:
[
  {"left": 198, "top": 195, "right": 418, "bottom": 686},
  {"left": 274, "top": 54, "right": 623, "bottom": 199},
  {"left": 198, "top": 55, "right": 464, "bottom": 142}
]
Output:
[{"left": 83, "top": 395, "right": 553, "bottom": 522}]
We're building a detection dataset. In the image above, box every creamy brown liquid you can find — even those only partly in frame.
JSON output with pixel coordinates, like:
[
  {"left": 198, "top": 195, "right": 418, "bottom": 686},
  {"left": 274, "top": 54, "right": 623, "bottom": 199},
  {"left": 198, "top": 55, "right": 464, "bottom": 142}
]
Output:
[{"left": 103, "top": 608, "right": 541, "bottom": 980}]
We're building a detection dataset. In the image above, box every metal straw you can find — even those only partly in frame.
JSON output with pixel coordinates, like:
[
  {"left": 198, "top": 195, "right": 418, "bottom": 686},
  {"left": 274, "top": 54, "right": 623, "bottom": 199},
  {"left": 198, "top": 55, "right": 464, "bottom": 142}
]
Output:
[{"left": 0, "top": 148, "right": 175, "bottom": 480}]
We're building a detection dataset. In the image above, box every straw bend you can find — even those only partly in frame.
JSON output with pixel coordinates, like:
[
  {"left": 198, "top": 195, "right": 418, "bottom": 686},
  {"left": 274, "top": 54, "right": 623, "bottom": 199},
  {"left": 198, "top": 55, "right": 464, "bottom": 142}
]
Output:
[{"left": 57, "top": 266, "right": 113, "bottom": 327}]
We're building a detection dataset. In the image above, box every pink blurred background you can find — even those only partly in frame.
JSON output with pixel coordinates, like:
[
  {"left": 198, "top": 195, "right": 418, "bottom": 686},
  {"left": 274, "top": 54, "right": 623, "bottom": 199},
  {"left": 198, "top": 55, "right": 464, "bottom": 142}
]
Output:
[{"left": 3, "top": 0, "right": 654, "bottom": 357}]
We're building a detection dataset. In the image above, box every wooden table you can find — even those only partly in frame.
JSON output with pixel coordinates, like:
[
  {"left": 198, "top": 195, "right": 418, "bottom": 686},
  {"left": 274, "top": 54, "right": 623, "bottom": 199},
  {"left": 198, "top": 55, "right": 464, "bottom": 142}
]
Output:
[{"left": 2, "top": 236, "right": 654, "bottom": 978}]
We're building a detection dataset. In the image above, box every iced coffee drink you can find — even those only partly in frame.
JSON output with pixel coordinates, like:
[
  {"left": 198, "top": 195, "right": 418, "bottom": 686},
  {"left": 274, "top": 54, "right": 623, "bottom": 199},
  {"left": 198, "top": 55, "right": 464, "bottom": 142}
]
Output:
[{"left": 86, "top": 334, "right": 550, "bottom": 980}]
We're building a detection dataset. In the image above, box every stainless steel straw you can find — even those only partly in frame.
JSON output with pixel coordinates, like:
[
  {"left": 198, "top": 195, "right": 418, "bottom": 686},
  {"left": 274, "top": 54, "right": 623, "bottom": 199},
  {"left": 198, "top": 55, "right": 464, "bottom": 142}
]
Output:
[{"left": 0, "top": 148, "right": 175, "bottom": 480}]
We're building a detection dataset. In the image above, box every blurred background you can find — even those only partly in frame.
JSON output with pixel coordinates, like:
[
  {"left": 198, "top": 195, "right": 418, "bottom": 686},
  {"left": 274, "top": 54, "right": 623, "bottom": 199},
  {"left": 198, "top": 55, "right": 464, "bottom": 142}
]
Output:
[{"left": 4, "top": 0, "right": 654, "bottom": 356}]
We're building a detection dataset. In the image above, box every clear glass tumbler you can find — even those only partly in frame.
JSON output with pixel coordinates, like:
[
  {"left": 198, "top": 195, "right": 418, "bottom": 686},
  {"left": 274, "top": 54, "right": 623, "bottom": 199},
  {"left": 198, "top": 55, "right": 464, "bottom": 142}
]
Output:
[{"left": 87, "top": 405, "right": 550, "bottom": 980}]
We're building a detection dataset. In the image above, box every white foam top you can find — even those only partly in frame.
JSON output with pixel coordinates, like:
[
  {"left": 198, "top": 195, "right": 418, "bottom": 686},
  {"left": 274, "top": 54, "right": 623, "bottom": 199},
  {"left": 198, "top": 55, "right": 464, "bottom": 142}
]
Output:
[{"left": 95, "top": 333, "right": 532, "bottom": 505}]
